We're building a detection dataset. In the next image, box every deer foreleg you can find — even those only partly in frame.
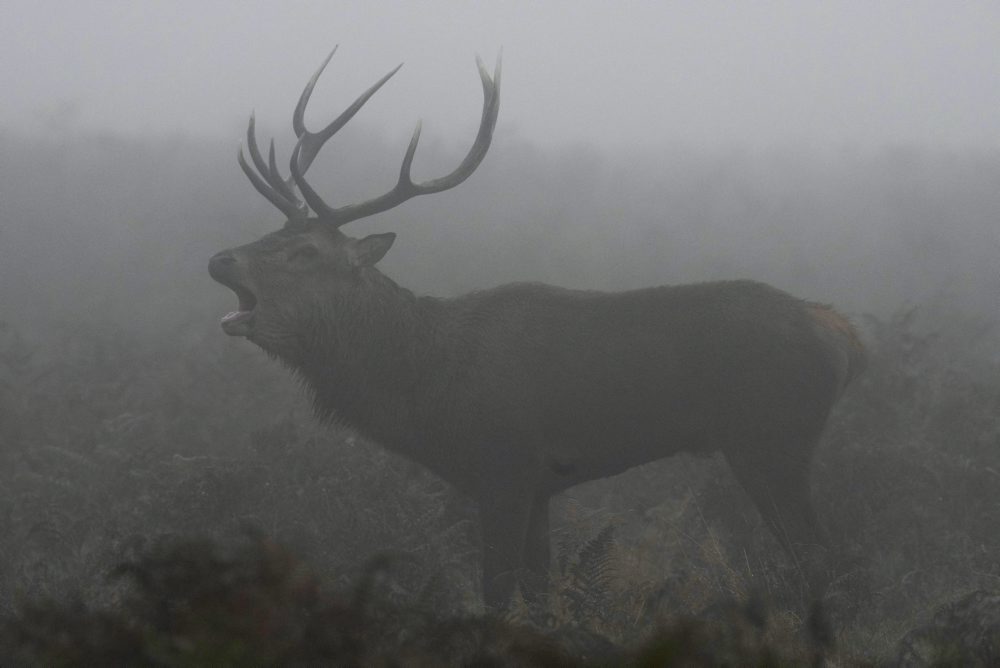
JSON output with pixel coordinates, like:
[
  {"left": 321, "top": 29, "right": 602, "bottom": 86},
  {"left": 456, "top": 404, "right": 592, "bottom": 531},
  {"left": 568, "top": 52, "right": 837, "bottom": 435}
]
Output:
[{"left": 479, "top": 486, "right": 551, "bottom": 609}]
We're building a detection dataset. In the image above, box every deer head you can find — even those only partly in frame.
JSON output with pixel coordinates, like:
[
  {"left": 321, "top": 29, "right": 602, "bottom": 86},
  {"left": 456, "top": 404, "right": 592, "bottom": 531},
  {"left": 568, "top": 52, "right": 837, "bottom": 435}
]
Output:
[{"left": 209, "top": 47, "right": 500, "bottom": 363}]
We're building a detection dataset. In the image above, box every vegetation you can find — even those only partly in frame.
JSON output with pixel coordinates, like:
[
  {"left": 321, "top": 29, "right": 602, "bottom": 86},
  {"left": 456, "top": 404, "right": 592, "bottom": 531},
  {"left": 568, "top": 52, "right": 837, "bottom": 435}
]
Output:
[
  {"left": 1, "top": 132, "right": 998, "bottom": 663},
  {"left": 2, "top": 298, "right": 998, "bottom": 664}
]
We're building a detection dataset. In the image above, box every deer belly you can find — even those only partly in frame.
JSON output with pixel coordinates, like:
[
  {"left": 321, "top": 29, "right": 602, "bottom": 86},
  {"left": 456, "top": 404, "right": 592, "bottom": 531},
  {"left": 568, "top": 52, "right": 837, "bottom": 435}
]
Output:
[{"left": 540, "top": 392, "right": 720, "bottom": 484}]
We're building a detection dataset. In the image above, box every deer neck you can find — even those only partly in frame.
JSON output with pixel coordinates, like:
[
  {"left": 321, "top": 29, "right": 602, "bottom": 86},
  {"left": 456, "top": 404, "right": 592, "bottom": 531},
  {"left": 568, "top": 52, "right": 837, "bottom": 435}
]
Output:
[{"left": 295, "top": 271, "right": 444, "bottom": 443}]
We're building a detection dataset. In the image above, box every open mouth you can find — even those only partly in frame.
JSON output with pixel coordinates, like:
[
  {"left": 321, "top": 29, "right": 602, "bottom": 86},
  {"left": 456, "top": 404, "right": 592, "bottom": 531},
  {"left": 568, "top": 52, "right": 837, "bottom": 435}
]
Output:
[
  {"left": 209, "top": 251, "right": 259, "bottom": 337},
  {"left": 219, "top": 283, "right": 257, "bottom": 337}
]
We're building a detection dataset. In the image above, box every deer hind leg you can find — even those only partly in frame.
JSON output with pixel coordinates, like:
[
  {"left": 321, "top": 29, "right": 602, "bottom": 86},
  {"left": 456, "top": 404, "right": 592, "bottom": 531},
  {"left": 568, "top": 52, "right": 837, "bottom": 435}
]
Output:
[
  {"left": 479, "top": 490, "right": 551, "bottom": 609},
  {"left": 724, "top": 442, "right": 830, "bottom": 598},
  {"left": 522, "top": 493, "right": 552, "bottom": 600}
]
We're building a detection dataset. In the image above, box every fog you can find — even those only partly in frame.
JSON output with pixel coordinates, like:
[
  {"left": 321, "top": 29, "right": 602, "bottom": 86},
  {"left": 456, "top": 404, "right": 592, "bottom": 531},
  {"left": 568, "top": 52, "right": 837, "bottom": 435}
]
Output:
[
  {"left": 2, "top": 2, "right": 1000, "bottom": 662},
  {"left": 3, "top": 126, "right": 997, "bottom": 338},
  {"left": 5, "top": 2, "right": 1000, "bottom": 150},
  {"left": 3, "top": 2, "right": 997, "bottom": 321}
]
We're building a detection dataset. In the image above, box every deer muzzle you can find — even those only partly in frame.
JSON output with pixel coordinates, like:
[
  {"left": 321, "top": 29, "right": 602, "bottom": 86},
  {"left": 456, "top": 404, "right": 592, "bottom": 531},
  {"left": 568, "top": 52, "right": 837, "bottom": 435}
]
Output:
[{"left": 209, "top": 251, "right": 257, "bottom": 337}]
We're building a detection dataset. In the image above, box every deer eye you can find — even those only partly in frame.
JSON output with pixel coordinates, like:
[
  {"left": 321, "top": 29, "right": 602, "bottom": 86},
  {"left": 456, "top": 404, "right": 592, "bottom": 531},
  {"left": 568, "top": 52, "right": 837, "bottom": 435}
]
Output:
[{"left": 287, "top": 245, "right": 320, "bottom": 263}]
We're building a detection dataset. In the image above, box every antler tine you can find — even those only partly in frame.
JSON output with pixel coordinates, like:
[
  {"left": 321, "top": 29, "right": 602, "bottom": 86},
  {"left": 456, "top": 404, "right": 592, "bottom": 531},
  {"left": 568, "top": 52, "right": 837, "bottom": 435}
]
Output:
[
  {"left": 241, "top": 115, "right": 305, "bottom": 218},
  {"left": 289, "top": 140, "right": 334, "bottom": 222},
  {"left": 292, "top": 46, "right": 337, "bottom": 139},
  {"left": 266, "top": 139, "right": 301, "bottom": 206},
  {"left": 246, "top": 116, "right": 291, "bottom": 199},
  {"left": 245, "top": 114, "right": 270, "bottom": 182},
  {"left": 406, "top": 53, "right": 501, "bottom": 194},
  {"left": 238, "top": 145, "right": 303, "bottom": 220},
  {"left": 289, "top": 53, "right": 502, "bottom": 228},
  {"left": 293, "top": 46, "right": 404, "bottom": 176}
]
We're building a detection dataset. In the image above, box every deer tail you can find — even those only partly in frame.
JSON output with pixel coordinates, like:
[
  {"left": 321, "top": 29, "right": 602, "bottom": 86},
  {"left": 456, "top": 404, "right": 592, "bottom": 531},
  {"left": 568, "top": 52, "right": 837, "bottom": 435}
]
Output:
[{"left": 806, "top": 303, "right": 866, "bottom": 399}]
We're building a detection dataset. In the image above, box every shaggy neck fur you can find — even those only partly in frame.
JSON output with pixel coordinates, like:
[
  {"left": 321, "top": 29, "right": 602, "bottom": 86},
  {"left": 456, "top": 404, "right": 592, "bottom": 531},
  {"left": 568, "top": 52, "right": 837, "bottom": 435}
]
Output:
[{"left": 290, "top": 268, "right": 447, "bottom": 449}]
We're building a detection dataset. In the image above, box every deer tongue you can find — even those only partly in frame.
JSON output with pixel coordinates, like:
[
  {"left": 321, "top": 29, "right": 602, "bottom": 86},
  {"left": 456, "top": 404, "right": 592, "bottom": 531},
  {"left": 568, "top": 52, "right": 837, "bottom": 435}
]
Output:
[{"left": 221, "top": 310, "right": 253, "bottom": 336}]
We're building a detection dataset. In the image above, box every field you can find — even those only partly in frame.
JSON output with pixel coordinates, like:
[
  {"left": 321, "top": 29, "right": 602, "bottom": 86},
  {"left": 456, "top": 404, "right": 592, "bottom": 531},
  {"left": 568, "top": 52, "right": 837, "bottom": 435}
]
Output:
[{"left": 1, "top": 132, "right": 998, "bottom": 664}]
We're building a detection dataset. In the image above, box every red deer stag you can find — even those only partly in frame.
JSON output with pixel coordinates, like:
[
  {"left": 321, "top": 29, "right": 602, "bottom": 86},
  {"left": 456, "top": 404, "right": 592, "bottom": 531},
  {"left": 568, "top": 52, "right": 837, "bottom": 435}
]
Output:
[{"left": 210, "top": 48, "right": 865, "bottom": 607}]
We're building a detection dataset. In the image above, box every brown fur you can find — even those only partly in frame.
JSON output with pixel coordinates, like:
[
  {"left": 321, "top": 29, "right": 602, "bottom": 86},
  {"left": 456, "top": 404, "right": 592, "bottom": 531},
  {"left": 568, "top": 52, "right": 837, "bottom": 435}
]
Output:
[
  {"left": 807, "top": 304, "right": 867, "bottom": 399},
  {"left": 210, "top": 222, "right": 865, "bottom": 606}
]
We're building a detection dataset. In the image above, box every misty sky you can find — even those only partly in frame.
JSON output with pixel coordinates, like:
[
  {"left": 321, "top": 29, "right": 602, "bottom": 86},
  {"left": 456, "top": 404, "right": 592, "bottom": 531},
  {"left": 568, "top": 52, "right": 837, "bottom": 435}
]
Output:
[{"left": 4, "top": 1, "right": 999, "bottom": 152}]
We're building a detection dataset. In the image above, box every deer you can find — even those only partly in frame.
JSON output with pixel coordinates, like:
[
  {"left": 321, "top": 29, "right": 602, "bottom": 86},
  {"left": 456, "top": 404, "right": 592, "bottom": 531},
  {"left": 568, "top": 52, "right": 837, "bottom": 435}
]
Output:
[{"left": 209, "top": 47, "right": 866, "bottom": 608}]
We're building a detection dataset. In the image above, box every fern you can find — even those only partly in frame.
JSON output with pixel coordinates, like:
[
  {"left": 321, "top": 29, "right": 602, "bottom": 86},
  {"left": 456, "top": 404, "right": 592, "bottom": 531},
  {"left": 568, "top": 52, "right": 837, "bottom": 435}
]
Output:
[{"left": 559, "top": 524, "right": 617, "bottom": 621}]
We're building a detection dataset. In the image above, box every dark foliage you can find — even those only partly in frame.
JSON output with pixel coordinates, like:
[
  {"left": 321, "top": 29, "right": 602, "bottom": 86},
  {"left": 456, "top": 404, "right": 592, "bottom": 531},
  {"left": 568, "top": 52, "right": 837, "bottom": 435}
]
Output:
[
  {"left": 2, "top": 536, "right": 832, "bottom": 666},
  {"left": 896, "top": 590, "right": 1000, "bottom": 667},
  {"left": 557, "top": 525, "right": 618, "bottom": 621}
]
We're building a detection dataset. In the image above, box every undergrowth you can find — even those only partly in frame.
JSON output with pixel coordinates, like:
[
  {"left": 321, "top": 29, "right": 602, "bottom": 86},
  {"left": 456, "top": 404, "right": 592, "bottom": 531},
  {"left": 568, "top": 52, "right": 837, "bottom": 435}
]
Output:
[{"left": 1, "top": 306, "right": 998, "bottom": 664}]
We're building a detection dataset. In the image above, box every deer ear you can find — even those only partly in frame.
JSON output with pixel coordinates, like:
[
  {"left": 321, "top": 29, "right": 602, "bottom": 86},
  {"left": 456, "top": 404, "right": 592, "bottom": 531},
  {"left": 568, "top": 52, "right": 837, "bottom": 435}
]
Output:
[{"left": 348, "top": 233, "right": 396, "bottom": 267}]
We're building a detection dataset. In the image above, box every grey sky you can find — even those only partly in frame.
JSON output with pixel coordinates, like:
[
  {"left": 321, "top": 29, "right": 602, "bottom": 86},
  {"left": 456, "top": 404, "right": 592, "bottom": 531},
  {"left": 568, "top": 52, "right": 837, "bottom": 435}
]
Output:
[{"left": 3, "top": 1, "right": 999, "bottom": 151}]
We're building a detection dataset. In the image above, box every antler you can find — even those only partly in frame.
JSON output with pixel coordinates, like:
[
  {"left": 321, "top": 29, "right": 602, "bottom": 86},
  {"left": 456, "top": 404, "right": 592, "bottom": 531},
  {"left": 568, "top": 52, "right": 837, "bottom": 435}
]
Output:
[
  {"left": 239, "top": 47, "right": 501, "bottom": 228},
  {"left": 238, "top": 115, "right": 305, "bottom": 219},
  {"left": 292, "top": 47, "right": 403, "bottom": 179},
  {"left": 238, "top": 46, "right": 405, "bottom": 221}
]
